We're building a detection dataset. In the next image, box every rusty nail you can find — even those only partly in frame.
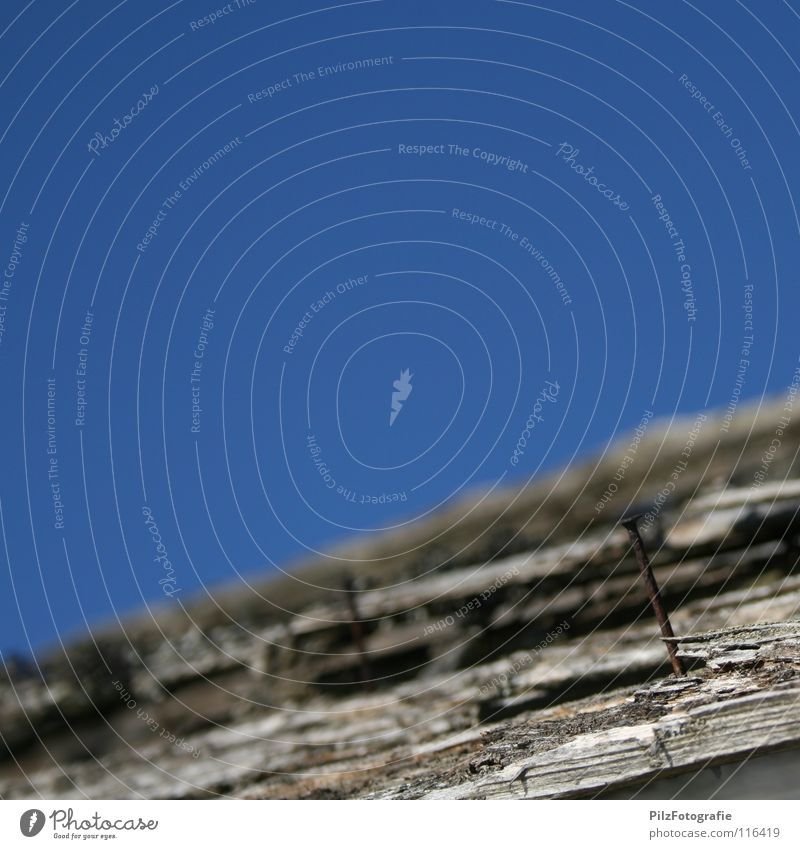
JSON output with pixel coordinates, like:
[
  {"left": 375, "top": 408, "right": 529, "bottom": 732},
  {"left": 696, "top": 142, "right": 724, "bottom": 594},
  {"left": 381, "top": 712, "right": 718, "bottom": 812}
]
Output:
[
  {"left": 622, "top": 515, "right": 686, "bottom": 677},
  {"left": 343, "top": 575, "right": 372, "bottom": 684}
]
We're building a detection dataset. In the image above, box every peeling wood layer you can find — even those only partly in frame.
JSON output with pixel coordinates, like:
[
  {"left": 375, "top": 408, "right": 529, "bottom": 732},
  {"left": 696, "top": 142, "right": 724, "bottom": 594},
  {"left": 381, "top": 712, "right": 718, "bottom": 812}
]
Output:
[{"left": 3, "top": 410, "right": 800, "bottom": 799}]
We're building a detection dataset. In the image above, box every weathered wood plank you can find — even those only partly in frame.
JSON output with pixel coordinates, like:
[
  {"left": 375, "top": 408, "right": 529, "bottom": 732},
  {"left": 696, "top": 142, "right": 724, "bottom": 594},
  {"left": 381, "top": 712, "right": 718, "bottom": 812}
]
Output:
[{"left": 423, "top": 685, "right": 800, "bottom": 799}]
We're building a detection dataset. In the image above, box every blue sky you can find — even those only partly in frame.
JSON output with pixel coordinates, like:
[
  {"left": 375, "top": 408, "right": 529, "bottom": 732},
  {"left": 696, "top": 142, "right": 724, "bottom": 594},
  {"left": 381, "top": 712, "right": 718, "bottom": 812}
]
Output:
[{"left": 1, "top": 0, "right": 799, "bottom": 652}]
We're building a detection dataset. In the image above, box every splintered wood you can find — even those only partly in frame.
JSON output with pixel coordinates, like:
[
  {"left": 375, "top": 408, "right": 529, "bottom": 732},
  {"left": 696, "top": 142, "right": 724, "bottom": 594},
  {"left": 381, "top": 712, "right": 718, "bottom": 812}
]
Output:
[{"left": 3, "top": 445, "right": 800, "bottom": 798}]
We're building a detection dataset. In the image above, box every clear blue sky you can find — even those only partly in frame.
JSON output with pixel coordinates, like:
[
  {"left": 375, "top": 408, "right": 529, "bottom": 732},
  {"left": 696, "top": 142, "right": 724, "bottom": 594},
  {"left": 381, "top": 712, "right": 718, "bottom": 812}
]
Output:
[{"left": 1, "top": 0, "right": 798, "bottom": 653}]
